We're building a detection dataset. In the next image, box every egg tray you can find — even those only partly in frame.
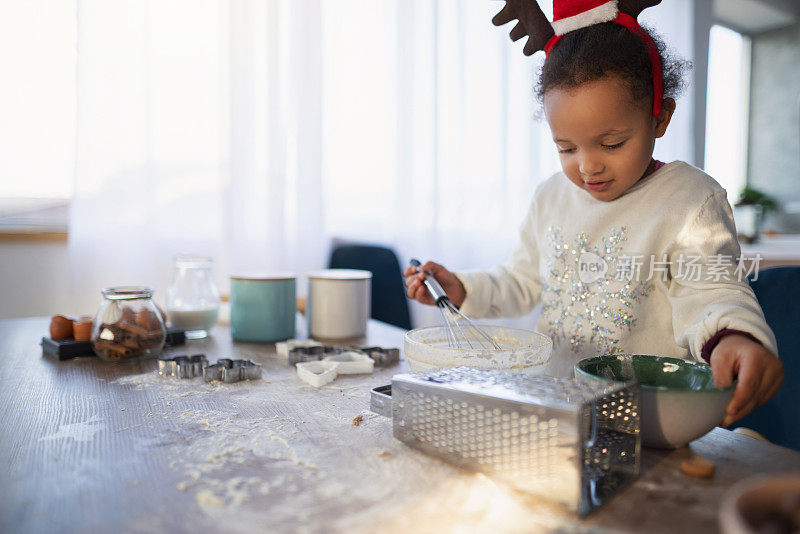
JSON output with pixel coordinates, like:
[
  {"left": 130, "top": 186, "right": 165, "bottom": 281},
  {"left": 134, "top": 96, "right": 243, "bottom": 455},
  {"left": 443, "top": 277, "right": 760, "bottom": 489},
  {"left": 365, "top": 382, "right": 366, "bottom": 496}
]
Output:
[
  {"left": 370, "top": 367, "right": 641, "bottom": 516},
  {"left": 41, "top": 328, "right": 186, "bottom": 361}
]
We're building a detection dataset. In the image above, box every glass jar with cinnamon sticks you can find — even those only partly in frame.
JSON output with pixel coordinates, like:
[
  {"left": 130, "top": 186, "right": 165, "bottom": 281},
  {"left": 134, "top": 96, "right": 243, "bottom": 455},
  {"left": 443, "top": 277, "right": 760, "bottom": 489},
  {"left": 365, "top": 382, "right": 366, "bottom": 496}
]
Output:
[{"left": 90, "top": 286, "right": 166, "bottom": 362}]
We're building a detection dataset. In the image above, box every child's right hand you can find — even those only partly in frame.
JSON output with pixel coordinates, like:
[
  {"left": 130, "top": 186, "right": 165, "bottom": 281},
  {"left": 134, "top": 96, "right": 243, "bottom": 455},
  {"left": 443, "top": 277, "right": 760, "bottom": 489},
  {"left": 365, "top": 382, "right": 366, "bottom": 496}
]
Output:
[
  {"left": 403, "top": 261, "right": 467, "bottom": 308},
  {"left": 709, "top": 334, "right": 784, "bottom": 427}
]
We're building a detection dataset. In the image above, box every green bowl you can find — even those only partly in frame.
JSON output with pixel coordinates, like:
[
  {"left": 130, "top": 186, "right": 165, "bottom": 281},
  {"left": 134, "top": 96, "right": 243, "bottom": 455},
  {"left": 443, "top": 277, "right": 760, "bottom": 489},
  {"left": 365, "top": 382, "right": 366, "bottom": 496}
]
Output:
[{"left": 575, "top": 354, "right": 735, "bottom": 448}]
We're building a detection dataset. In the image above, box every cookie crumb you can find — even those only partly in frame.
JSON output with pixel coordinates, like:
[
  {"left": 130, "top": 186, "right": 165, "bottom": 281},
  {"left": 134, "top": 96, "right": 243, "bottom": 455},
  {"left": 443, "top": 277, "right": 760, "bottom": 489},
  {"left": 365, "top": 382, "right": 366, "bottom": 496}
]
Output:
[{"left": 680, "top": 455, "right": 715, "bottom": 478}]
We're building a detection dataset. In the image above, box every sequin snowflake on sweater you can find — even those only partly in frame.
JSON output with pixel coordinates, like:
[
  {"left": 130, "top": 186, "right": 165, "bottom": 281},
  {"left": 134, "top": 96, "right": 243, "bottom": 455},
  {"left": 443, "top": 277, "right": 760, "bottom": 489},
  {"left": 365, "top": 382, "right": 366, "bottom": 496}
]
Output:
[{"left": 540, "top": 225, "right": 653, "bottom": 355}]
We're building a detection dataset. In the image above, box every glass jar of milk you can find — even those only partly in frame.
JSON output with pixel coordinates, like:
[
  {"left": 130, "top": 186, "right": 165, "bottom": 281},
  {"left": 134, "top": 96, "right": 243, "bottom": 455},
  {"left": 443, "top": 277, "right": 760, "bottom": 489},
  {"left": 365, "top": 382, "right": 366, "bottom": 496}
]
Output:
[{"left": 165, "top": 255, "right": 221, "bottom": 339}]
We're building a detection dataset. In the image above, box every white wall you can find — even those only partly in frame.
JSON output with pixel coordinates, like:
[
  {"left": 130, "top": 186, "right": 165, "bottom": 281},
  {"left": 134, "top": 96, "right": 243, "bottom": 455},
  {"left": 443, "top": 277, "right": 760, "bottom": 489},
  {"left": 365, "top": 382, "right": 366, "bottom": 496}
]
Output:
[{"left": 0, "top": 240, "right": 71, "bottom": 319}]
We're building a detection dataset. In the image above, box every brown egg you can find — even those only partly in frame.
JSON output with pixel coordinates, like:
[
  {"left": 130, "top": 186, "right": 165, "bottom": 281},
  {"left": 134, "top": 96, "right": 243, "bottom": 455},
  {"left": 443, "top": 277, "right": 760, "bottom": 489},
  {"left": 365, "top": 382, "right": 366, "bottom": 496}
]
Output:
[
  {"left": 50, "top": 315, "right": 74, "bottom": 340},
  {"left": 72, "top": 316, "right": 93, "bottom": 341}
]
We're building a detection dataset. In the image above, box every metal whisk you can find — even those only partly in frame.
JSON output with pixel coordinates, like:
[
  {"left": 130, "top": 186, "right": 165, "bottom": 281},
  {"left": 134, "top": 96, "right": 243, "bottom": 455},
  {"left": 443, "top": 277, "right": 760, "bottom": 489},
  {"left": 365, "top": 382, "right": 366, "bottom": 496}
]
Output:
[{"left": 409, "top": 259, "right": 501, "bottom": 350}]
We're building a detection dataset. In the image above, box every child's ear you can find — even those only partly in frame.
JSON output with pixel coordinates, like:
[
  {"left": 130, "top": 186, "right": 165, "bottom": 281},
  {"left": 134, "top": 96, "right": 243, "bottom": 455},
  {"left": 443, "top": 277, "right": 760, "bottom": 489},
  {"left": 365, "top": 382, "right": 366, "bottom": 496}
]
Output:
[{"left": 653, "top": 98, "right": 676, "bottom": 138}]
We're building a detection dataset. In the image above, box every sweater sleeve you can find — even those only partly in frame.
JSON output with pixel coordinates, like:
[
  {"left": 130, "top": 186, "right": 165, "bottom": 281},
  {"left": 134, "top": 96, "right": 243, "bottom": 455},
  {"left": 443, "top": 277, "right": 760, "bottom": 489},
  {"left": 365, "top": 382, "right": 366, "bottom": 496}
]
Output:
[
  {"left": 665, "top": 190, "right": 778, "bottom": 360},
  {"left": 453, "top": 199, "right": 543, "bottom": 319}
]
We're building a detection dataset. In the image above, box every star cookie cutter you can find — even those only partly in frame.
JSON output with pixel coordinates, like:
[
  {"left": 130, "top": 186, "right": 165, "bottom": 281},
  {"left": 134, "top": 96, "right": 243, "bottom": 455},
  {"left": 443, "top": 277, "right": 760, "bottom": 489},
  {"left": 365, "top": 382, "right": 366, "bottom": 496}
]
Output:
[
  {"left": 203, "top": 358, "right": 262, "bottom": 383},
  {"left": 158, "top": 354, "right": 209, "bottom": 378}
]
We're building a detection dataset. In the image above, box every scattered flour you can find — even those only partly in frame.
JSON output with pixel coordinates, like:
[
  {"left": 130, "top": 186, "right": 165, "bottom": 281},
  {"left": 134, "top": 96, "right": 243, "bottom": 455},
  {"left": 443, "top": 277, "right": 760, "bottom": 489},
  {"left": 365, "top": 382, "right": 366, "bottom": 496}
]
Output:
[
  {"left": 111, "top": 370, "right": 323, "bottom": 512},
  {"left": 195, "top": 490, "right": 225, "bottom": 507},
  {"left": 161, "top": 403, "right": 321, "bottom": 511},
  {"left": 111, "top": 366, "right": 584, "bottom": 533},
  {"left": 38, "top": 416, "right": 104, "bottom": 443}
]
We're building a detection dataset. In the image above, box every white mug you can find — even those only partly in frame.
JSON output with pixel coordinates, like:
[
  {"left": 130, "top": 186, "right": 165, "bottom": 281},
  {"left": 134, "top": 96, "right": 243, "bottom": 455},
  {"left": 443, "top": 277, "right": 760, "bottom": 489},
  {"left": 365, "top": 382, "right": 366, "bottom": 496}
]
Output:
[{"left": 306, "top": 269, "right": 371, "bottom": 339}]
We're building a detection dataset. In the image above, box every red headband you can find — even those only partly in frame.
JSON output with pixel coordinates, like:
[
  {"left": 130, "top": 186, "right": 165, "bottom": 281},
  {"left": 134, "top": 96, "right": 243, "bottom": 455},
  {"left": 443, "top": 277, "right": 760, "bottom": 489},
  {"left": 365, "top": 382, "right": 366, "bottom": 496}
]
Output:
[{"left": 543, "top": 12, "right": 663, "bottom": 116}]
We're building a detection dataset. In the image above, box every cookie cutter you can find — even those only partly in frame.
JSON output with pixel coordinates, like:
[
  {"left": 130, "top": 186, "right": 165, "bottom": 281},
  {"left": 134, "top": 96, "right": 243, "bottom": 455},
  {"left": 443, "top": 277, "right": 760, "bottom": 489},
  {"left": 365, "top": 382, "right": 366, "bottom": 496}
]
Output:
[
  {"left": 203, "top": 358, "right": 262, "bottom": 383},
  {"left": 158, "top": 354, "right": 209, "bottom": 378},
  {"left": 276, "top": 339, "right": 323, "bottom": 359},
  {"left": 322, "top": 351, "right": 374, "bottom": 374},
  {"left": 359, "top": 347, "right": 399, "bottom": 367},
  {"left": 296, "top": 360, "right": 340, "bottom": 387},
  {"left": 288, "top": 345, "right": 346, "bottom": 366},
  {"left": 288, "top": 345, "right": 398, "bottom": 367},
  {"left": 295, "top": 350, "right": 375, "bottom": 387}
]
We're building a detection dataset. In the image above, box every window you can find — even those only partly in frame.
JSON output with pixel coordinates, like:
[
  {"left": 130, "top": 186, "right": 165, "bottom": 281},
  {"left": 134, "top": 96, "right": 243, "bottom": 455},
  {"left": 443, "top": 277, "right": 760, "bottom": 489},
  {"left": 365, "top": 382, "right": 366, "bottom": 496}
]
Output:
[
  {"left": 704, "top": 24, "right": 750, "bottom": 205},
  {"left": 0, "top": 2, "right": 76, "bottom": 200}
]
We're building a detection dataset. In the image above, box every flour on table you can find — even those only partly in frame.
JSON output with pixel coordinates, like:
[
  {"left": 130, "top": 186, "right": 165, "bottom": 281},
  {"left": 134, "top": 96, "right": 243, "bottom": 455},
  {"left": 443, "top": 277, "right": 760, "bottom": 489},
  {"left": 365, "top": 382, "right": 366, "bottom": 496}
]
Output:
[
  {"left": 108, "top": 366, "right": 573, "bottom": 533},
  {"left": 165, "top": 404, "right": 321, "bottom": 512},
  {"left": 195, "top": 489, "right": 225, "bottom": 507}
]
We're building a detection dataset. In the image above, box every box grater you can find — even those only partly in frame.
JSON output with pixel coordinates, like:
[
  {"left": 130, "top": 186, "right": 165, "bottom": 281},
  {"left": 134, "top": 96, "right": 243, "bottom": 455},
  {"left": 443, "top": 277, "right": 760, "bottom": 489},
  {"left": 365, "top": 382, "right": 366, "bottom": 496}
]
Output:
[{"left": 370, "top": 367, "right": 640, "bottom": 515}]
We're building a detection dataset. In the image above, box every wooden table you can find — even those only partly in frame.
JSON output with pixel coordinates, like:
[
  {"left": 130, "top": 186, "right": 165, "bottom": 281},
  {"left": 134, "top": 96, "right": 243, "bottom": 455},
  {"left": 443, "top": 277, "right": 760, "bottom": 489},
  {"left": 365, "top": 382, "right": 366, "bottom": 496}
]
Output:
[{"left": 2, "top": 317, "right": 798, "bottom": 533}]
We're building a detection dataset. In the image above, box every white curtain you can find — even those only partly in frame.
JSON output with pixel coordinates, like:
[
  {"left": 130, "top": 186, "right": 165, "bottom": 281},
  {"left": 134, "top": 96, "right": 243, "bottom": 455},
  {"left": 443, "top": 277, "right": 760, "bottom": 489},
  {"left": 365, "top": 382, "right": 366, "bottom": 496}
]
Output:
[
  {"left": 69, "top": 0, "right": 694, "bottom": 327},
  {"left": 70, "top": 0, "right": 327, "bottom": 314}
]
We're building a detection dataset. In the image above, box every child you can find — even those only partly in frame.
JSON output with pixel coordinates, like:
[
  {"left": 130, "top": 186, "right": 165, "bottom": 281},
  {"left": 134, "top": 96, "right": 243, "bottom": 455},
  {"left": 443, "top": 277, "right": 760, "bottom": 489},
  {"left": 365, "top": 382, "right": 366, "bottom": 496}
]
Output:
[{"left": 404, "top": 0, "right": 783, "bottom": 427}]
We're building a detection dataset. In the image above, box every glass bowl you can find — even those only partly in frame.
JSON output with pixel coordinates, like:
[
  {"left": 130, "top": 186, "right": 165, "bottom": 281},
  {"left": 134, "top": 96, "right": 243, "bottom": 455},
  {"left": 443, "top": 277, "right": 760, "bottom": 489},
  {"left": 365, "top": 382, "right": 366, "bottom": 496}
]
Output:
[{"left": 404, "top": 325, "right": 552, "bottom": 374}]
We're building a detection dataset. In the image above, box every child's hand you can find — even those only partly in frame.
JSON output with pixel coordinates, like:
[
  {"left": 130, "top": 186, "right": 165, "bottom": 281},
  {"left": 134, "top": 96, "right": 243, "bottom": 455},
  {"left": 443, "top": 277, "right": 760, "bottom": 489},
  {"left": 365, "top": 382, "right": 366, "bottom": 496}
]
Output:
[
  {"left": 709, "top": 334, "right": 783, "bottom": 427},
  {"left": 403, "top": 261, "right": 467, "bottom": 308}
]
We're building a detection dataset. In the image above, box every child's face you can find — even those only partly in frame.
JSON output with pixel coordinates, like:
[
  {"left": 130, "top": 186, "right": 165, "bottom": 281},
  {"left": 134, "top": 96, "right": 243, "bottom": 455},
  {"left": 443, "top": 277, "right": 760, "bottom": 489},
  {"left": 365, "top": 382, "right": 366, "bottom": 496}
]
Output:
[{"left": 543, "top": 76, "right": 672, "bottom": 201}]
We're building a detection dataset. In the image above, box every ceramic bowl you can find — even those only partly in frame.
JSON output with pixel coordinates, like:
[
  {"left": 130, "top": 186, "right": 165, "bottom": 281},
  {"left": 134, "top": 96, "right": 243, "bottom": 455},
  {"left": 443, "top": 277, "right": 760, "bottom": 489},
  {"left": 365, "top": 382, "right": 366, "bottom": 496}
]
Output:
[
  {"left": 574, "top": 354, "right": 735, "bottom": 448},
  {"left": 719, "top": 474, "right": 800, "bottom": 534},
  {"left": 230, "top": 273, "right": 296, "bottom": 342},
  {"left": 404, "top": 325, "right": 552, "bottom": 375},
  {"left": 306, "top": 269, "right": 371, "bottom": 340}
]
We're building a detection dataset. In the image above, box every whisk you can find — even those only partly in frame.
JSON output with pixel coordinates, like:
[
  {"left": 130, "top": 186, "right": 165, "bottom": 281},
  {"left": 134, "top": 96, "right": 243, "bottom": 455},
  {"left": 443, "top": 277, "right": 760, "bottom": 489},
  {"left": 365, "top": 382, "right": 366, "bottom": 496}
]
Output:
[{"left": 409, "top": 259, "right": 501, "bottom": 350}]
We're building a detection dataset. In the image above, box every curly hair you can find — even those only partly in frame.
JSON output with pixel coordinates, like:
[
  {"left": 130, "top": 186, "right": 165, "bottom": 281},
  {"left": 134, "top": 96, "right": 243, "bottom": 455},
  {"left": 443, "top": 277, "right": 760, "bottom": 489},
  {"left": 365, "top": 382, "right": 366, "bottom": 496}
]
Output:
[{"left": 536, "top": 22, "right": 691, "bottom": 111}]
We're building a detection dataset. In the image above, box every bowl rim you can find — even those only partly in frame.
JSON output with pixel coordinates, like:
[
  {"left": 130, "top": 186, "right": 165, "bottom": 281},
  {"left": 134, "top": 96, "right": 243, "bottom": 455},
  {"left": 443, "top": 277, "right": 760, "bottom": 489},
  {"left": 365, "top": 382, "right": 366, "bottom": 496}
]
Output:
[
  {"left": 404, "top": 325, "right": 553, "bottom": 355},
  {"left": 719, "top": 473, "right": 800, "bottom": 532},
  {"left": 574, "top": 354, "right": 736, "bottom": 393}
]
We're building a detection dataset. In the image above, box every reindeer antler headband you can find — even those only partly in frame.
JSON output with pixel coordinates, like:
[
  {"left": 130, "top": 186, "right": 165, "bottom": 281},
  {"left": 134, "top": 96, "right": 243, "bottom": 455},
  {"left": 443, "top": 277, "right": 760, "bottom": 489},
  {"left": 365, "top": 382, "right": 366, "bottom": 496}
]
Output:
[{"left": 492, "top": 0, "right": 664, "bottom": 116}]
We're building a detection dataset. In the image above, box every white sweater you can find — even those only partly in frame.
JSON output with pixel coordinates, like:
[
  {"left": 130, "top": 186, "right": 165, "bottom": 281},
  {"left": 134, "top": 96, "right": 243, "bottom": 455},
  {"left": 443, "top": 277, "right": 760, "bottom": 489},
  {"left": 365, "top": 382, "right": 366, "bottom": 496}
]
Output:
[{"left": 455, "top": 161, "right": 778, "bottom": 378}]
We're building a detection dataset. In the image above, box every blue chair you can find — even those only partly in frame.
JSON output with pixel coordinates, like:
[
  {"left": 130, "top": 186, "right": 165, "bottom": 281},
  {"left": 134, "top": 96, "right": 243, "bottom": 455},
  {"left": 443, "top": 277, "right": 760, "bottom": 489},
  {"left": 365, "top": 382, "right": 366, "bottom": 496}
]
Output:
[
  {"left": 328, "top": 243, "right": 412, "bottom": 330},
  {"left": 732, "top": 266, "right": 800, "bottom": 450}
]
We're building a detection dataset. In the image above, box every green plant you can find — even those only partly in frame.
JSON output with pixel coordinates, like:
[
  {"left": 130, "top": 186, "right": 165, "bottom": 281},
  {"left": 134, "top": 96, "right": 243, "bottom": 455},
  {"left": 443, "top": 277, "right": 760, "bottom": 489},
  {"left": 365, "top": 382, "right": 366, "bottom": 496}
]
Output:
[{"left": 736, "top": 186, "right": 779, "bottom": 214}]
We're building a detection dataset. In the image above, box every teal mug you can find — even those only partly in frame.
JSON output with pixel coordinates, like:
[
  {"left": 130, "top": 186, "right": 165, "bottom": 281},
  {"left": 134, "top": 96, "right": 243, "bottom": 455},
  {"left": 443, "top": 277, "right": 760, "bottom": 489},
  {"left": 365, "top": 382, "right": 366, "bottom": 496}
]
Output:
[{"left": 230, "top": 274, "right": 296, "bottom": 342}]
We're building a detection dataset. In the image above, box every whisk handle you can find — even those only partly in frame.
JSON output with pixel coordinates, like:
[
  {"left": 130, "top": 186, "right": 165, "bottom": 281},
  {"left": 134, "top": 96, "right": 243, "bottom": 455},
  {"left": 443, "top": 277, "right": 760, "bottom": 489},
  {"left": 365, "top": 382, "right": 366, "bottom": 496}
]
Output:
[{"left": 409, "top": 258, "right": 448, "bottom": 305}]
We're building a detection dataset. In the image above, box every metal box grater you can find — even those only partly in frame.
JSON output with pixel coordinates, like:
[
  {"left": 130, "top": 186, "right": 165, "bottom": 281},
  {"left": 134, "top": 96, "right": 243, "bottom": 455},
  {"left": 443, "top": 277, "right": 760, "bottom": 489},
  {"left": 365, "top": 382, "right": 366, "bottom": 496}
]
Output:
[{"left": 371, "top": 367, "right": 641, "bottom": 515}]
